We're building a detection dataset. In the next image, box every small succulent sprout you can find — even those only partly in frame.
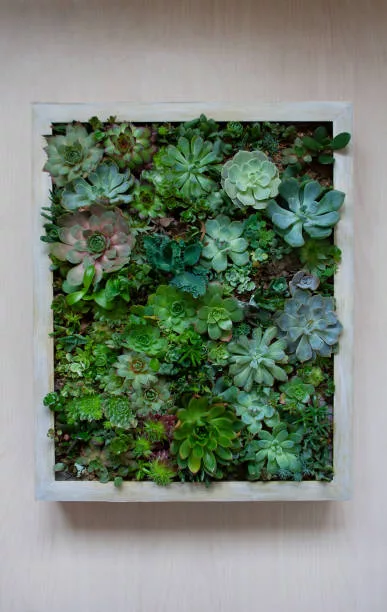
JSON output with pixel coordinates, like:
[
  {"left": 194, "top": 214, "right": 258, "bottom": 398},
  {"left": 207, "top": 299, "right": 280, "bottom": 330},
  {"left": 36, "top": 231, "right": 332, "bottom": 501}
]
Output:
[
  {"left": 267, "top": 178, "right": 345, "bottom": 247},
  {"left": 159, "top": 135, "right": 222, "bottom": 199},
  {"left": 44, "top": 124, "right": 103, "bottom": 187},
  {"left": 62, "top": 163, "right": 135, "bottom": 210},
  {"left": 290, "top": 270, "right": 320, "bottom": 294},
  {"left": 114, "top": 352, "right": 159, "bottom": 389},
  {"left": 251, "top": 424, "right": 303, "bottom": 473},
  {"left": 49, "top": 205, "right": 135, "bottom": 289},
  {"left": 201, "top": 214, "right": 249, "bottom": 273},
  {"left": 148, "top": 285, "right": 196, "bottom": 333},
  {"left": 221, "top": 150, "right": 281, "bottom": 209},
  {"left": 104, "top": 123, "right": 157, "bottom": 169},
  {"left": 171, "top": 396, "right": 241, "bottom": 475},
  {"left": 228, "top": 326, "right": 288, "bottom": 391},
  {"left": 276, "top": 289, "right": 342, "bottom": 362},
  {"left": 280, "top": 376, "right": 315, "bottom": 404},
  {"left": 232, "top": 389, "right": 278, "bottom": 435},
  {"left": 196, "top": 283, "right": 244, "bottom": 341}
]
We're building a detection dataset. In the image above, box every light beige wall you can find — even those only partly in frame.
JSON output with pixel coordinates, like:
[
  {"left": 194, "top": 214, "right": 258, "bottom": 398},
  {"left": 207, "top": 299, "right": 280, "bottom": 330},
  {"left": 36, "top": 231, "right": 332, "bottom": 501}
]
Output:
[{"left": 0, "top": 0, "right": 385, "bottom": 610}]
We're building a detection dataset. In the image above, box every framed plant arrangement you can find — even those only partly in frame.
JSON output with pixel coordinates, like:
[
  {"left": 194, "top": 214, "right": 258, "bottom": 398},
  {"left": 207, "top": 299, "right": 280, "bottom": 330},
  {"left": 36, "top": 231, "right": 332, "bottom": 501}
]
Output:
[{"left": 33, "top": 103, "right": 353, "bottom": 502}]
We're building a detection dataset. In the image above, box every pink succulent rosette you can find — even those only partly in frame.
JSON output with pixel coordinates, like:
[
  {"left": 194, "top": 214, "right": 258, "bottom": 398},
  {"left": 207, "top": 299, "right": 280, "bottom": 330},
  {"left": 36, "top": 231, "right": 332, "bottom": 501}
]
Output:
[{"left": 50, "top": 204, "right": 135, "bottom": 287}]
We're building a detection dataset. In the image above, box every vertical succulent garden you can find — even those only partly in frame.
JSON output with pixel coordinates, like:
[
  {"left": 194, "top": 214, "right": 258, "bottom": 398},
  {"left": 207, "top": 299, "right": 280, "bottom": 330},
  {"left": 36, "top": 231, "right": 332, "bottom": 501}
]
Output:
[{"left": 41, "top": 115, "right": 350, "bottom": 486}]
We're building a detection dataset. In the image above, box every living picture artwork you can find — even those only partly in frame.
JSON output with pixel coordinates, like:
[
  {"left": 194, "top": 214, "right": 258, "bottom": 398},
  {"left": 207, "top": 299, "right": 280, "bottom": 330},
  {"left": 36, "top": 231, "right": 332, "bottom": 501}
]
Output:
[{"left": 40, "top": 114, "right": 351, "bottom": 488}]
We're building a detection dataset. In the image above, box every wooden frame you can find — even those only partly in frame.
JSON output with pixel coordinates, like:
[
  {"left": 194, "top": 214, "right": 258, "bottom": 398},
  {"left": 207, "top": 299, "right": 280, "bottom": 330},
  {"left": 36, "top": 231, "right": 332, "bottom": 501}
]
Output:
[{"left": 33, "top": 102, "right": 353, "bottom": 502}]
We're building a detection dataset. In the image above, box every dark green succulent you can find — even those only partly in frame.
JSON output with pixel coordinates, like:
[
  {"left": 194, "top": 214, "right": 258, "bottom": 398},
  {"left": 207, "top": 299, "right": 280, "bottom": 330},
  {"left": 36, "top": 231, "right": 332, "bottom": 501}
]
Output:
[
  {"left": 228, "top": 326, "right": 288, "bottom": 391},
  {"left": 201, "top": 215, "right": 249, "bottom": 273},
  {"left": 104, "top": 123, "right": 157, "bottom": 169},
  {"left": 62, "top": 163, "right": 134, "bottom": 210},
  {"left": 123, "top": 324, "right": 168, "bottom": 357},
  {"left": 276, "top": 289, "right": 342, "bottom": 362},
  {"left": 196, "top": 283, "right": 244, "bottom": 341},
  {"left": 299, "top": 239, "right": 341, "bottom": 278},
  {"left": 130, "top": 380, "right": 172, "bottom": 416},
  {"left": 267, "top": 179, "right": 345, "bottom": 247},
  {"left": 44, "top": 124, "right": 103, "bottom": 187},
  {"left": 65, "top": 395, "right": 103, "bottom": 424},
  {"left": 280, "top": 376, "right": 315, "bottom": 404},
  {"left": 148, "top": 285, "right": 196, "bottom": 333},
  {"left": 171, "top": 397, "right": 241, "bottom": 475},
  {"left": 103, "top": 396, "right": 137, "bottom": 429},
  {"left": 247, "top": 424, "right": 303, "bottom": 476}
]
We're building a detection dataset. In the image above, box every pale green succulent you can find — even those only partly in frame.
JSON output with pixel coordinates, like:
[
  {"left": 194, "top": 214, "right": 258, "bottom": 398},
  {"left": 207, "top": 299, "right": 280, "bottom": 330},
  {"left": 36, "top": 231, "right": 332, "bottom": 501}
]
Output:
[
  {"left": 228, "top": 326, "right": 288, "bottom": 391},
  {"left": 232, "top": 389, "right": 278, "bottom": 435},
  {"left": 62, "top": 163, "right": 134, "bottom": 210},
  {"left": 201, "top": 215, "right": 249, "bottom": 273},
  {"left": 148, "top": 285, "right": 196, "bottom": 333},
  {"left": 104, "top": 123, "right": 157, "bottom": 169},
  {"left": 196, "top": 283, "right": 244, "bottom": 341},
  {"left": 247, "top": 424, "right": 302, "bottom": 475},
  {"left": 221, "top": 150, "right": 280, "bottom": 209},
  {"left": 267, "top": 178, "right": 344, "bottom": 247},
  {"left": 276, "top": 289, "right": 342, "bottom": 362},
  {"left": 44, "top": 124, "right": 103, "bottom": 187},
  {"left": 113, "top": 351, "right": 159, "bottom": 390}
]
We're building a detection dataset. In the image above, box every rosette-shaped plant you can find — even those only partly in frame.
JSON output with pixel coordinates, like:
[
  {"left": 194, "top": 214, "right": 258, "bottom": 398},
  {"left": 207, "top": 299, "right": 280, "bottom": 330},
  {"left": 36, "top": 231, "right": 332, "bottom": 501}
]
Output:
[
  {"left": 130, "top": 381, "right": 172, "bottom": 416},
  {"left": 114, "top": 352, "right": 159, "bottom": 390},
  {"left": 62, "top": 164, "right": 134, "bottom": 210},
  {"left": 196, "top": 283, "right": 244, "bottom": 341},
  {"left": 104, "top": 123, "right": 157, "bottom": 169},
  {"left": 276, "top": 289, "right": 342, "bottom": 362},
  {"left": 148, "top": 285, "right": 196, "bottom": 333},
  {"left": 221, "top": 150, "right": 280, "bottom": 209},
  {"left": 267, "top": 178, "right": 345, "bottom": 247},
  {"left": 171, "top": 397, "right": 241, "bottom": 475},
  {"left": 123, "top": 324, "right": 168, "bottom": 357},
  {"left": 249, "top": 424, "right": 302, "bottom": 474},
  {"left": 157, "top": 135, "right": 222, "bottom": 199},
  {"left": 228, "top": 326, "right": 288, "bottom": 391},
  {"left": 44, "top": 124, "right": 103, "bottom": 187},
  {"left": 201, "top": 215, "right": 249, "bottom": 273},
  {"left": 49, "top": 205, "right": 135, "bottom": 288},
  {"left": 102, "top": 396, "right": 137, "bottom": 429},
  {"left": 232, "top": 389, "right": 278, "bottom": 435}
]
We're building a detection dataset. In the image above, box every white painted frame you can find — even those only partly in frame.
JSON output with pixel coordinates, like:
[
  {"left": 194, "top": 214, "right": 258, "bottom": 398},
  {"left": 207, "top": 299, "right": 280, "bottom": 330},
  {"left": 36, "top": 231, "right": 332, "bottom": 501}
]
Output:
[{"left": 33, "top": 102, "right": 353, "bottom": 502}]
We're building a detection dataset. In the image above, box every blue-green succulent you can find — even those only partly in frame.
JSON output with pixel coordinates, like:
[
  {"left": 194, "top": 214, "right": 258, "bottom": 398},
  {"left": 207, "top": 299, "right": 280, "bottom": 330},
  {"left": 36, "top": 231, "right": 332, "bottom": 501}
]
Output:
[
  {"left": 196, "top": 283, "right": 244, "bottom": 341},
  {"left": 201, "top": 215, "right": 249, "bottom": 273},
  {"left": 62, "top": 163, "right": 134, "bottom": 210}
]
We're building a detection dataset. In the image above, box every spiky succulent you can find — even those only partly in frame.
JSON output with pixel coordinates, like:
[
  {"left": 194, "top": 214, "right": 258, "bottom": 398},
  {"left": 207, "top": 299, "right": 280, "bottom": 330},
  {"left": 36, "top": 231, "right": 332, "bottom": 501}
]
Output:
[
  {"left": 247, "top": 424, "right": 303, "bottom": 475},
  {"left": 228, "top": 326, "right": 288, "bottom": 391},
  {"left": 276, "top": 289, "right": 342, "bottom": 362},
  {"left": 221, "top": 150, "right": 280, "bottom": 209},
  {"left": 156, "top": 135, "right": 222, "bottom": 199},
  {"left": 65, "top": 395, "right": 103, "bottom": 424},
  {"left": 201, "top": 215, "right": 249, "bottom": 272},
  {"left": 171, "top": 397, "right": 241, "bottom": 475},
  {"left": 232, "top": 389, "right": 278, "bottom": 435},
  {"left": 113, "top": 352, "right": 159, "bottom": 390},
  {"left": 50, "top": 205, "right": 135, "bottom": 288},
  {"left": 267, "top": 178, "right": 344, "bottom": 247},
  {"left": 196, "top": 283, "right": 244, "bottom": 341},
  {"left": 102, "top": 396, "right": 137, "bottom": 429},
  {"left": 148, "top": 285, "right": 196, "bottom": 333},
  {"left": 104, "top": 123, "right": 157, "bottom": 169},
  {"left": 44, "top": 124, "right": 103, "bottom": 187},
  {"left": 62, "top": 163, "right": 134, "bottom": 210}
]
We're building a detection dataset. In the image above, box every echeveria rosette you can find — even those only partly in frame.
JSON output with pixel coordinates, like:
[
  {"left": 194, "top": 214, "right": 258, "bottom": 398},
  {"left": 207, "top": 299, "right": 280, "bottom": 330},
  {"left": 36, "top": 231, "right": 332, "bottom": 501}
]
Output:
[
  {"left": 221, "top": 150, "right": 280, "bottom": 209},
  {"left": 276, "top": 289, "right": 342, "bottom": 362},
  {"left": 171, "top": 397, "right": 242, "bottom": 476},
  {"left": 49, "top": 205, "right": 135, "bottom": 289},
  {"left": 196, "top": 283, "right": 244, "bottom": 341},
  {"left": 228, "top": 326, "right": 288, "bottom": 391},
  {"left": 267, "top": 178, "right": 345, "bottom": 247},
  {"left": 104, "top": 123, "right": 157, "bottom": 169},
  {"left": 62, "top": 163, "right": 134, "bottom": 210},
  {"left": 148, "top": 285, "right": 196, "bottom": 333},
  {"left": 201, "top": 215, "right": 249, "bottom": 273},
  {"left": 123, "top": 324, "right": 168, "bottom": 357},
  {"left": 248, "top": 425, "right": 303, "bottom": 476},
  {"left": 232, "top": 389, "right": 278, "bottom": 435},
  {"left": 114, "top": 352, "right": 159, "bottom": 390},
  {"left": 44, "top": 124, "right": 103, "bottom": 187},
  {"left": 130, "top": 381, "right": 172, "bottom": 417},
  {"left": 158, "top": 135, "right": 222, "bottom": 199}
]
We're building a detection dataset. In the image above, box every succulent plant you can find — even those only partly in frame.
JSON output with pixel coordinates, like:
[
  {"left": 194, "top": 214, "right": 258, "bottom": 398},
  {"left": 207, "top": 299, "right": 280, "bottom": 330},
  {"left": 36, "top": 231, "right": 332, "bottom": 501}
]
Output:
[
  {"left": 143, "top": 234, "right": 202, "bottom": 274},
  {"left": 50, "top": 205, "right": 135, "bottom": 288},
  {"left": 289, "top": 270, "right": 320, "bottom": 293},
  {"left": 267, "top": 178, "right": 345, "bottom": 247},
  {"left": 276, "top": 289, "right": 342, "bottom": 362},
  {"left": 131, "top": 183, "right": 165, "bottom": 218},
  {"left": 248, "top": 424, "right": 303, "bottom": 475},
  {"left": 148, "top": 285, "right": 196, "bottom": 333},
  {"left": 196, "top": 283, "right": 244, "bottom": 341},
  {"left": 201, "top": 215, "right": 249, "bottom": 273},
  {"left": 156, "top": 135, "right": 222, "bottom": 199},
  {"left": 102, "top": 396, "right": 137, "bottom": 429},
  {"left": 228, "top": 326, "right": 288, "bottom": 391},
  {"left": 65, "top": 395, "right": 103, "bottom": 424},
  {"left": 299, "top": 239, "right": 341, "bottom": 278},
  {"left": 224, "top": 264, "right": 256, "bottom": 294},
  {"left": 171, "top": 396, "right": 241, "bottom": 475},
  {"left": 232, "top": 389, "right": 278, "bottom": 435},
  {"left": 280, "top": 376, "right": 315, "bottom": 404},
  {"left": 104, "top": 123, "right": 157, "bottom": 169},
  {"left": 44, "top": 124, "right": 103, "bottom": 187},
  {"left": 113, "top": 352, "right": 159, "bottom": 390},
  {"left": 130, "top": 380, "right": 172, "bottom": 416},
  {"left": 221, "top": 150, "right": 280, "bottom": 209},
  {"left": 62, "top": 163, "right": 134, "bottom": 210},
  {"left": 145, "top": 458, "right": 176, "bottom": 486},
  {"left": 123, "top": 324, "right": 168, "bottom": 357}
]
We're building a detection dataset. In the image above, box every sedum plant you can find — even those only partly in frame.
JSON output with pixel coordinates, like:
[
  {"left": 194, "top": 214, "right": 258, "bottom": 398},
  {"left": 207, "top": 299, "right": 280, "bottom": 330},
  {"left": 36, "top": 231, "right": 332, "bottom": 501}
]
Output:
[
  {"left": 228, "top": 326, "right": 288, "bottom": 391},
  {"left": 62, "top": 163, "right": 134, "bottom": 210},
  {"left": 196, "top": 283, "right": 244, "bottom": 341},
  {"left": 267, "top": 178, "right": 345, "bottom": 247},
  {"left": 50, "top": 205, "right": 135, "bottom": 289},
  {"left": 171, "top": 396, "right": 241, "bottom": 476},
  {"left": 44, "top": 124, "right": 103, "bottom": 187},
  {"left": 201, "top": 214, "right": 249, "bottom": 272},
  {"left": 221, "top": 150, "right": 280, "bottom": 209},
  {"left": 104, "top": 123, "right": 157, "bottom": 169},
  {"left": 276, "top": 289, "right": 342, "bottom": 362}
]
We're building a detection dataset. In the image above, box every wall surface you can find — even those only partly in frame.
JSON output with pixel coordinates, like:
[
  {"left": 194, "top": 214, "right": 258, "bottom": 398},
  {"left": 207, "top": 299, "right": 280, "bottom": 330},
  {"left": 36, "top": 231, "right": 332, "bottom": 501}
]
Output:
[{"left": 0, "top": 1, "right": 386, "bottom": 610}]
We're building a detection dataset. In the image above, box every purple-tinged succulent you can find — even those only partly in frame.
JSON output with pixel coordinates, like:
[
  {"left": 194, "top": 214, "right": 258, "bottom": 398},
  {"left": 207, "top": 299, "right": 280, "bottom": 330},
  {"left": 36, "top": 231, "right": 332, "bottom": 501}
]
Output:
[{"left": 50, "top": 204, "right": 135, "bottom": 288}]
